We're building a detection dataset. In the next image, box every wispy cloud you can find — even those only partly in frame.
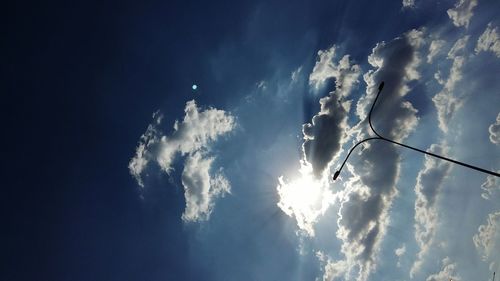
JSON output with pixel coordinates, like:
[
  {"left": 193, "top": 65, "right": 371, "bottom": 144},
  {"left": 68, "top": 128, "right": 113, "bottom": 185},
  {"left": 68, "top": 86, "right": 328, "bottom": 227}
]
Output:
[{"left": 129, "top": 100, "right": 235, "bottom": 222}]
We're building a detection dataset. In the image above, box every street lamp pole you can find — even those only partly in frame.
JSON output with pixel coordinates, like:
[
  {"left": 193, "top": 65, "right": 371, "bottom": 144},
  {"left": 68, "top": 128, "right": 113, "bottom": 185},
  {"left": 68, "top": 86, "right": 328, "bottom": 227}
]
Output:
[{"left": 333, "top": 82, "right": 500, "bottom": 180}]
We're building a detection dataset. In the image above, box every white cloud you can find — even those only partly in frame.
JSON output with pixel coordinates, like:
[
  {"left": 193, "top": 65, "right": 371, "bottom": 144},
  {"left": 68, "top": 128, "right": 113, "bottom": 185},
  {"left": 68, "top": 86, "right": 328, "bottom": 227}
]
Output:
[
  {"left": 402, "top": 0, "right": 416, "bottom": 9},
  {"left": 309, "top": 46, "right": 361, "bottom": 92},
  {"left": 330, "top": 29, "right": 423, "bottom": 281},
  {"left": 488, "top": 112, "right": 500, "bottom": 144},
  {"left": 395, "top": 244, "right": 406, "bottom": 268},
  {"left": 317, "top": 251, "right": 349, "bottom": 281},
  {"left": 277, "top": 48, "right": 361, "bottom": 235},
  {"left": 425, "top": 257, "right": 461, "bottom": 281},
  {"left": 481, "top": 173, "right": 500, "bottom": 200},
  {"left": 447, "top": 0, "right": 478, "bottom": 28},
  {"left": 432, "top": 35, "right": 470, "bottom": 133},
  {"left": 427, "top": 39, "right": 446, "bottom": 63},
  {"left": 473, "top": 211, "right": 500, "bottom": 271},
  {"left": 411, "top": 143, "right": 452, "bottom": 277},
  {"left": 447, "top": 35, "right": 470, "bottom": 58},
  {"left": 129, "top": 100, "right": 235, "bottom": 222},
  {"left": 395, "top": 244, "right": 406, "bottom": 257},
  {"left": 181, "top": 151, "right": 230, "bottom": 221},
  {"left": 475, "top": 23, "right": 500, "bottom": 57}
]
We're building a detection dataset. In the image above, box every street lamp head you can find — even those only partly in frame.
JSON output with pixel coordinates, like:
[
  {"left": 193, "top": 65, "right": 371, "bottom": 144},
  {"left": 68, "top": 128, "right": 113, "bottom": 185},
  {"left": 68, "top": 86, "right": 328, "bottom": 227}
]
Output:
[
  {"left": 378, "top": 81, "right": 384, "bottom": 91},
  {"left": 333, "top": 170, "right": 340, "bottom": 181}
]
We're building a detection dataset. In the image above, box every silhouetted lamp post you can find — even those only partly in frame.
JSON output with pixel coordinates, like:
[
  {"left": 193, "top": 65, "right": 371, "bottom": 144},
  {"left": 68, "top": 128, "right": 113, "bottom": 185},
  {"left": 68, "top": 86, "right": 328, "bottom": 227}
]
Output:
[{"left": 333, "top": 82, "right": 500, "bottom": 181}]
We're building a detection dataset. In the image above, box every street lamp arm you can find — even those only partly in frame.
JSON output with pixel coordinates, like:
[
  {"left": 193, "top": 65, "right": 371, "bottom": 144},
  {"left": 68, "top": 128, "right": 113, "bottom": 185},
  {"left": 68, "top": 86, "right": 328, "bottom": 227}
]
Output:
[
  {"left": 333, "top": 137, "right": 382, "bottom": 180},
  {"left": 368, "top": 82, "right": 386, "bottom": 139},
  {"left": 378, "top": 136, "right": 500, "bottom": 178},
  {"left": 333, "top": 81, "right": 500, "bottom": 180}
]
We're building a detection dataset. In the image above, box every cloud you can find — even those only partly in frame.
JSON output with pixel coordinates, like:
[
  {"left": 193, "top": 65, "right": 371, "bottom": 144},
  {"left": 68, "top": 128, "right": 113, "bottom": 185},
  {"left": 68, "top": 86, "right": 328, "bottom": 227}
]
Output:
[
  {"left": 277, "top": 163, "right": 336, "bottom": 236},
  {"left": 181, "top": 151, "right": 231, "bottom": 221},
  {"left": 129, "top": 111, "right": 162, "bottom": 188},
  {"left": 256, "top": 80, "right": 267, "bottom": 90},
  {"left": 291, "top": 66, "right": 303, "bottom": 83},
  {"left": 475, "top": 23, "right": 500, "bottom": 57},
  {"left": 304, "top": 46, "right": 362, "bottom": 178},
  {"left": 473, "top": 211, "right": 500, "bottom": 271},
  {"left": 317, "top": 251, "right": 349, "bottom": 281},
  {"left": 411, "top": 143, "right": 452, "bottom": 277},
  {"left": 330, "top": 29, "right": 423, "bottom": 281},
  {"left": 395, "top": 244, "right": 406, "bottom": 257},
  {"left": 425, "top": 257, "right": 461, "bottom": 281},
  {"left": 129, "top": 100, "right": 235, "bottom": 222},
  {"left": 447, "top": 0, "right": 478, "bottom": 28},
  {"left": 309, "top": 46, "right": 361, "bottom": 92},
  {"left": 481, "top": 173, "right": 500, "bottom": 200},
  {"left": 432, "top": 35, "right": 470, "bottom": 133},
  {"left": 395, "top": 244, "right": 406, "bottom": 267},
  {"left": 402, "top": 0, "right": 416, "bottom": 9},
  {"left": 427, "top": 39, "right": 446, "bottom": 63},
  {"left": 447, "top": 35, "right": 470, "bottom": 58},
  {"left": 276, "top": 46, "right": 362, "bottom": 236},
  {"left": 488, "top": 112, "right": 500, "bottom": 144}
]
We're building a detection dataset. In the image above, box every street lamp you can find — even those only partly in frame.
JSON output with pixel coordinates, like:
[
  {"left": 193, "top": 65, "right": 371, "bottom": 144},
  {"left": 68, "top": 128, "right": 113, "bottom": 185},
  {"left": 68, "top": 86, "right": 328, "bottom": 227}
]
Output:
[{"left": 333, "top": 81, "right": 500, "bottom": 181}]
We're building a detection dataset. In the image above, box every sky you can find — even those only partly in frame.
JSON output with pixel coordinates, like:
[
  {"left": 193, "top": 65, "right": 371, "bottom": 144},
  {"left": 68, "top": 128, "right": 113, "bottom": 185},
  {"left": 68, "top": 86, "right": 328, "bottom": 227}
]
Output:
[{"left": 3, "top": 0, "right": 500, "bottom": 280}]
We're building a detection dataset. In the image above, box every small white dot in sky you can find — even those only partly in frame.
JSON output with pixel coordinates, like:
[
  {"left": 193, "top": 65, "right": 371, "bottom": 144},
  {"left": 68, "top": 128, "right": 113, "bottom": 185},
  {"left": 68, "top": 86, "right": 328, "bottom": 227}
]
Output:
[{"left": 192, "top": 84, "right": 198, "bottom": 90}]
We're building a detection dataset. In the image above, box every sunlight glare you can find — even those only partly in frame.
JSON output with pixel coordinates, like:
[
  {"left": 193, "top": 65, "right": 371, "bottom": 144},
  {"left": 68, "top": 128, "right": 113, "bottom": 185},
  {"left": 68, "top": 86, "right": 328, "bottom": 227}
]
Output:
[{"left": 277, "top": 162, "right": 335, "bottom": 236}]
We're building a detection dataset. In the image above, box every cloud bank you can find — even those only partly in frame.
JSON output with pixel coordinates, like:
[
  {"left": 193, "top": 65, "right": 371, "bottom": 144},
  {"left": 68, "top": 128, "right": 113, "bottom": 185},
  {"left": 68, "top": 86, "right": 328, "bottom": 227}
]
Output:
[
  {"left": 129, "top": 100, "right": 235, "bottom": 222},
  {"left": 411, "top": 144, "right": 452, "bottom": 277},
  {"left": 330, "top": 29, "right": 423, "bottom": 281}
]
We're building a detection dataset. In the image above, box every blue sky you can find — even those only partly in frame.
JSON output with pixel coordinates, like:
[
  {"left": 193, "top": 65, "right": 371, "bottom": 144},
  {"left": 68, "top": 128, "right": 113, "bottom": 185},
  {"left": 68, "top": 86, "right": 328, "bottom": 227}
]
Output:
[{"left": 3, "top": 0, "right": 500, "bottom": 280}]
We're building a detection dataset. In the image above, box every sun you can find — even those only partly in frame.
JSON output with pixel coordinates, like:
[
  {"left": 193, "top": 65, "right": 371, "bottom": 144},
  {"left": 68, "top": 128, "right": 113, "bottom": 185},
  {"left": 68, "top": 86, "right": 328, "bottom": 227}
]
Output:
[
  {"left": 279, "top": 172, "right": 321, "bottom": 213},
  {"left": 277, "top": 163, "right": 332, "bottom": 235}
]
